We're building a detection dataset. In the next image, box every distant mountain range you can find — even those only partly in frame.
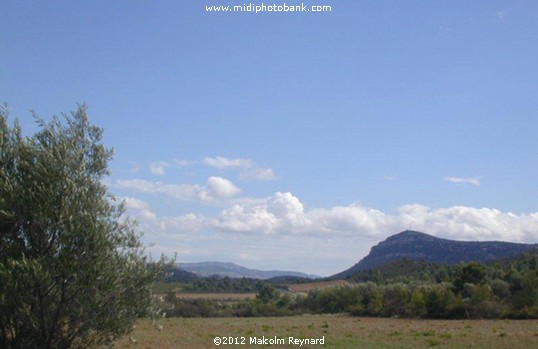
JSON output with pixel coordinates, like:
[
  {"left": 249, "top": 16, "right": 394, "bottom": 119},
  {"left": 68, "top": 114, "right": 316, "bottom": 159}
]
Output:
[
  {"left": 178, "top": 261, "right": 320, "bottom": 280},
  {"left": 332, "top": 230, "right": 538, "bottom": 279}
]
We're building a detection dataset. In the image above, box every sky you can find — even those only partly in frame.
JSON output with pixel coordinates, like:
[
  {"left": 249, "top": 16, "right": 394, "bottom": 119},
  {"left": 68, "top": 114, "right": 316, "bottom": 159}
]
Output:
[{"left": 2, "top": 1, "right": 538, "bottom": 276}]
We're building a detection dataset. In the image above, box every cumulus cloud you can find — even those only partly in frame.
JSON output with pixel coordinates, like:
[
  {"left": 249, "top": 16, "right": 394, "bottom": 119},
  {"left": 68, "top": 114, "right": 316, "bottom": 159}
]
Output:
[
  {"left": 206, "top": 176, "right": 242, "bottom": 198},
  {"left": 219, "top": 192, "right": 310, "bottom": 234},
  {"left": 200, "top": 192, "right": 395, "bottom": 238},
  {"left": 115, "top": 176, "right": 241, "bottom": 203},
  {"left": 185, "top": 192, "right": 538, "bottom": 243},
  {"left": 309, "top": 205, "right": 395, "bottom": 237},
  {"left": 397, "top": 205, "right": 538, "bottom": 242},
  {"left": 120, "top": 190, "right": 538, "bottom": 246},
  {"left": 216, "top": 204, "right": 279, "bottom": 234},
  {"left": 444, "top": 176, "right": 481, "bottom": 186},
  {"left": 120, "top": 192, "right": 538, "bottom": 275}
]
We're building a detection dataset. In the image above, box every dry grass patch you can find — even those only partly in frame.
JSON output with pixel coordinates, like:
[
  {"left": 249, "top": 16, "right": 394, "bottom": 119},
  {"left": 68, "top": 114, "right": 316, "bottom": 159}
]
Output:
[
  {"left": 175, "top": 293, "right": 257, "bottom": 301},
  {"left": 286, "top": 280, "right": 349, "bottom": 293},
  {"left": 111, "top": 315, "right": 538, "bottom": 349}
]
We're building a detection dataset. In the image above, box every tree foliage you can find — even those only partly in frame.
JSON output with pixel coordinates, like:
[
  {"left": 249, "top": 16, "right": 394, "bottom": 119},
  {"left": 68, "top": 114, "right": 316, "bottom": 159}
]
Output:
[{"left": 0, "top": 104, "right": 168, "bottom": 349}]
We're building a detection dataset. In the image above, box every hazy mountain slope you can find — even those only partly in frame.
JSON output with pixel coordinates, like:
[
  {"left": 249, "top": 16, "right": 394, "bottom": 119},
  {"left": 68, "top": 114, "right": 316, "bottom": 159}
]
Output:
[
  {"left": 179, "top": 261, "right": 319, "bottom": 279},
  {"left": 165, "top": 267, "right": 198, "bottom": 282}
]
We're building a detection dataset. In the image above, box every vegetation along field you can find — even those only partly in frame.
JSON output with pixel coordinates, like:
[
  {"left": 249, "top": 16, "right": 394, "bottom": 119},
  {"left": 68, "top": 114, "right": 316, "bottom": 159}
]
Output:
[{"left": 111, "top": 315, "right": 538, "bottom": 349}]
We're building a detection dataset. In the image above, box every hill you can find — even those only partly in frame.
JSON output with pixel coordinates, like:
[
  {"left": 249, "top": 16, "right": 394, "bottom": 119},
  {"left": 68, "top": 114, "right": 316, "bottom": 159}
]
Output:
[
  {"left": 165, "top": 267, "right": 198, "bottom": 282},
  {"left": 179, "top": 261, "right": 319, "bottom": 280},
  {"left": 346, "top": 259, "right": 447, "bottom": 283},
  {"left": 332, "top": 230, "right": 538, "bottom": 279}
]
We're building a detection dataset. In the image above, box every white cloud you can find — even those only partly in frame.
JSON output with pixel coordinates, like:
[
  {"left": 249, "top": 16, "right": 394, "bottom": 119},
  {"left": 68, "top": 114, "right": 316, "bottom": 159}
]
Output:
[
  {"left": 309, "top": 205, "right": 394, "bottom": 237},
  {"left": 240, "top": 167, "right": 277, "bottom": 181},
  {"left": 120, "top": 187, "right": 538, "bottom": 244},
  {"left": 216, "top": 204, "right": 279, "bottom": 234},
  {"left": 157, "top": 213, "right": 210, "bottom": 235},
  {"left": 202, "top": 156, "right": 253, "bottom": 169},
  {"left": 213, "top": 192, "right": 313, "bottom": 234},
  {"left": 115, "top": 179, "right": 199, "bottom": 201},
  {"left": 210, "top": 193, "right": 392, "bottom": 237},
  {"left": 202, "top": 156, "right": 277, "bottom": 181},
  {"left": 184, "top": 193, "right": 538, "bottom": 243},
  {"left": 396, "top": 205, "right": 538, "bottom": 242},
  {"left": 122, "top": 197, "right": 157, "bottom": 221},
  {"left": 145, "top": 156, "right": 277, "bottom": 182},
  {"left": 115, "top": 176, "right": 241, "bottom": 203},
  {"left": 149, "top": 161, "right": 169, "bottom": 175},
  {"left": 444, "top": 176, "right": 481, "bottom": 186},
  {"left": 122, "top": 193, "right": 538, "bottom": 276},
  {"left": 206, "top": 176, "right": 242, "bottom": 198}
]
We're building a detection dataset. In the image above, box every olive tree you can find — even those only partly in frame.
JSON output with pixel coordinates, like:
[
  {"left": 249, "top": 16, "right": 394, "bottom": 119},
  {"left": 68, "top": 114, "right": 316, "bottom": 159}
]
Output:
[{"left": 0, "top": 104, "right": 169, "bottom": 349}]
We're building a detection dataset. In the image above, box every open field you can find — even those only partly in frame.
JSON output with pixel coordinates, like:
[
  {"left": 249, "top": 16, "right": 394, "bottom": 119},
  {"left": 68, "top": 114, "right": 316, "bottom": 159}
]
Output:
[
  {"left": 112, "top": 315, "right": 538, "bottom": 349},
  {"left": 285, "top": 280, "right": 349, "bottom": 293},
  {"left": 175, "top": 293, "right": 257, "bottom": 301}
]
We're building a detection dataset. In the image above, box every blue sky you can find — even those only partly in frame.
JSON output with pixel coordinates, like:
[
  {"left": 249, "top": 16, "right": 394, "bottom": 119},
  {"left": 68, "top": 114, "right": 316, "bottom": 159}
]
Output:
[{"left": 2, "top": 1, "right": 538, "bottom": 275}]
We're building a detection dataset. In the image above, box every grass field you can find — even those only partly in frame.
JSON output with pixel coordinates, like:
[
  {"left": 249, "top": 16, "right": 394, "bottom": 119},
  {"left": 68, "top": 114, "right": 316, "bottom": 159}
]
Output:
[
  {"left": 285, "top": 280, "right": 349, "bottom": 293},
  {"left": 112, "top": 315, "right": 538, "bottom": 349},
  {"left": 175, "top": 293, "right": 257, "bottom": 301}
]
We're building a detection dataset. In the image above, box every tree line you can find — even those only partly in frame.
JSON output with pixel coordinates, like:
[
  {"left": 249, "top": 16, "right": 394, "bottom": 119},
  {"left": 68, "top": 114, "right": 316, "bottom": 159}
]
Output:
[{"left": 161, "top": 252, "right": 538, "bottom": 319}]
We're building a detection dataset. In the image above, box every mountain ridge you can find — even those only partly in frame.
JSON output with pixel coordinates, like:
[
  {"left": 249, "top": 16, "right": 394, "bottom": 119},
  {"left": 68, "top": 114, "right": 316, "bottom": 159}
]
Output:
[
  {"left": 179, "top": 261, "right": 320, "bottom": 280},
  {"left": 332, "top": 230, "right": 538, "bottom": 279}
]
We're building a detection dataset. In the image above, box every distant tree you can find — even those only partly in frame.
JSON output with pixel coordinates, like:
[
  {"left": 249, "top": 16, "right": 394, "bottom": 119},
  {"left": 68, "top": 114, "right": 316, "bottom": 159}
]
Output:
[
  {"left": 511, "top": 269, "right": 538, "bottom": 312},
  {"left": 255, "top": 282, "right": 279, "bottom": 304},
  {"left": 425, "top": 284, "right": 462, "bottom": 318},
  {"left": 453, "top": 262, "right": 486, "bottom": 293},
  {"left": 409, "top": 289, "right": 427, "bottom": 317},
  {"left": 361, "top": 282, "right": 383, "bottom": 315},
  {"left": 0, "top": 104, "right": 169, "bottom": 349},
  {"left": 490, "top": 279, "right": 511, "bottom": 300},
  {"left": 382, "top": 283, "right": 410, "bottom": 316},
  {"left": 276, "top": 293, "right": 292, "bottom": 308}
]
